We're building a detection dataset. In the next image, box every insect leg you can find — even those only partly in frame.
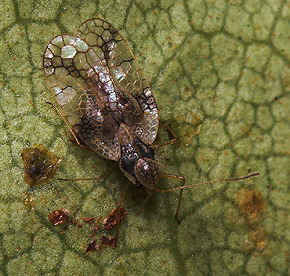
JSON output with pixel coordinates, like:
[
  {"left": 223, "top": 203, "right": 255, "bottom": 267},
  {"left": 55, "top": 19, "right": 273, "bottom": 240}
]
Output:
[
  {"left": 57, "top": 163, "right": 117, "bottom": 181},
  {"left": 159, "top": 173, "right": 185, "bottom": 223},
  {"left": 46, "top": 101, "right": 82, "bottom": 146},
  {"left": 113, "top": 181, "right": 129, "bottom": 248},
  {"left": 155, "top": 172, "right": 260, "bottom": 223},
  {"left": 156, "top": 124, "right": 178, "bottom": 147},
  {"left": 138, "top": 194, "right": 152, "bottom": 214}
]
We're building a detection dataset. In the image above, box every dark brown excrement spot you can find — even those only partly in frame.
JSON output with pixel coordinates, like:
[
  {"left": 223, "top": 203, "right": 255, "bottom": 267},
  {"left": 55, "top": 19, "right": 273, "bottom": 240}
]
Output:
[
  {"left": 46, "top": 205, "right": 127, "bottom": 252},
  {"left": 100, "top": 235, "right": 116, "bottom": 247},
  {"left": 103, "top": 207, "right": 127, "bottom": 230},
  {"left": 82, "top": 217, "right": 96, "bottom": 223},
  {"left": 85, "top": 236, "right": 116, "bottom": 253},
  {"left": 86, "top": 239, "right": 100, "bottom": 253},
  {"left": 84, "top": 208, "right": 127, "bottom": 253},
  {"left": 237, "top": 189, "right": 266, "bottom": 252},
  {"left": 21, "top": 144, "right": 61, "bottom": 186},
  {"left": 48, "top": 208, "right": 69, "bottom": 226}
]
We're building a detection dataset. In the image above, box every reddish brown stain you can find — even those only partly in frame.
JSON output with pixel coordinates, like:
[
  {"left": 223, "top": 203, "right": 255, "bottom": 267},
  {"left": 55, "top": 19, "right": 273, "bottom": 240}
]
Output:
[
  {"left": 82, "top": 217, "right": 96, "bottom": 224},
  {"left": 237, "top": 189, "right": 266, "bottom": 252},
  {"left": 48, "top": 208, "right": 69, "bottom": 226},
  {"left": 103, "top": 207, "right": 127, "bottom": 230},
  {"left": 239, "top": 189, "right": 265, "bottom": 221}
]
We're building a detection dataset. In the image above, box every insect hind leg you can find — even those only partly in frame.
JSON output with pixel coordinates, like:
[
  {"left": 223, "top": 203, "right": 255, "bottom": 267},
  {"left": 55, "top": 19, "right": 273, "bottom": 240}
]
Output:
[
  {"left": 155, "top": 173, "right": 260, "bottom": 223},
  {"left": 157, "top": 173, "right": 185, "bottom": 223},
  {"left": 113, "top": 182, "right": 129, "bottom": 248},
  {"left": 138, "top": 194, "right": 152, "bottom": 215}
]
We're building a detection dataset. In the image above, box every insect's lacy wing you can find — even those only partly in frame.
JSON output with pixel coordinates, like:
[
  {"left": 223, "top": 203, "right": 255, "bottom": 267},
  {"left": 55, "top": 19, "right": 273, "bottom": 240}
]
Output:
[
  {"left": 43, "top": 34, "right": 120, "bottom": 161},
  {"left": 76, "top": 18, "right": 159, "bottom": 145}
]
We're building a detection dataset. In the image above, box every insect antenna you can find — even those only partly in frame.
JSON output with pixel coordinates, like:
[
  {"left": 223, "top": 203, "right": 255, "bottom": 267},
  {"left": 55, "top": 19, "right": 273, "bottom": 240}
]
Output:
[
  {"left": 157, "top": 172, "right": 260, "bottom": 193},
  {"left": 155, "top": 172, "right": 260, "bottom": 223}
]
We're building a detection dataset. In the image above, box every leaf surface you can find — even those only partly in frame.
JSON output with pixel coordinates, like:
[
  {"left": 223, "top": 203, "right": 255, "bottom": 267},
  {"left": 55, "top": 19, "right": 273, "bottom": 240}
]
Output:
[{"left": 0, "top": 0, "right": 289, "bottom": 275}]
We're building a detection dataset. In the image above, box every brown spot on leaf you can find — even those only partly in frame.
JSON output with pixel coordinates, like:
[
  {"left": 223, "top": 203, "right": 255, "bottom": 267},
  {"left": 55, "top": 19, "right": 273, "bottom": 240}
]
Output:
[
  {"left": 85, "top": 236, "right": 116, "bottom": 253},
  {"left": 21, "top": 144, "right": 61, "bottom": 186},
  {"left": 86, "top": 239, "right": 100, "bottom": 253},
  {"left": 239, "top": 189, "right": 265, "bottom": 221},
  {"left": 82, "top": 217, "right": 95, "bottom": 223},
  {"left": 48, "top": 208, "right": 69, "bottom": 226},
  {"left": 237, "top": 189, "right": 266, "bottom": 252},
  {"left": 100, "top": 235, "right": 116, "bottom": 248},
  {"left": 103, "top": 207, "right": 127, "bottom": 230}
]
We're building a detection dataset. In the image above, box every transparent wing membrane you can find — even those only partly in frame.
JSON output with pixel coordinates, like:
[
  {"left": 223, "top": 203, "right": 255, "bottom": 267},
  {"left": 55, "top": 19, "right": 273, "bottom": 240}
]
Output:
[
  {"left": 43, "top": 19, "right": 159, "bottom": 161},
  {"left": 76, "top": 18, "right": 159, "bottom": 144},
  {"left": 43, "top": 34, "right": 120, "bottom": 160}
]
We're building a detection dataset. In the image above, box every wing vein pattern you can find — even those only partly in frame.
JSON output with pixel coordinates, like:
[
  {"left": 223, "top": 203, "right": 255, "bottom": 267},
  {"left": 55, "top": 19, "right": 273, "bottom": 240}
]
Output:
[{"left": 43, "top": 18, "right": 159, "bottom": 161}]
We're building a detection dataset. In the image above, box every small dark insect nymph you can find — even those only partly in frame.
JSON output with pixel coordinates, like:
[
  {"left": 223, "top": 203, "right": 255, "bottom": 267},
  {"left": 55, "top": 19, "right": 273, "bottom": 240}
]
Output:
[{"left": 43, "top": 18, "right": 259, "bottom": 247}]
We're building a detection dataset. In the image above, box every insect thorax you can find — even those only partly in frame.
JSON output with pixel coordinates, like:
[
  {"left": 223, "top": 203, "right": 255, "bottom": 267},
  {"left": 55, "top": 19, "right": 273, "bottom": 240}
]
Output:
[{"left": 118, "top": 124, "right": 163, "bottom": 194}]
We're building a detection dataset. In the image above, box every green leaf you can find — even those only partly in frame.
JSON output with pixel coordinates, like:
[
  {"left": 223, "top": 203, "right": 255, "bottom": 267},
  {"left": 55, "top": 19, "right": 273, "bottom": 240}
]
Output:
[{"left": 0, "top": 0, "right": 289, "bottom": 275}]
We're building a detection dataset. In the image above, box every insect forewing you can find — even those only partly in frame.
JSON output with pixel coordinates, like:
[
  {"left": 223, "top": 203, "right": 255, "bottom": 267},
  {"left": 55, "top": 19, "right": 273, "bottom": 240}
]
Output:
[
  {"left": 43, "top": 34, "right": 120, "bottom": 160},
  {"left": 76, "top": 18, "right": 159, "bottom": 144}
]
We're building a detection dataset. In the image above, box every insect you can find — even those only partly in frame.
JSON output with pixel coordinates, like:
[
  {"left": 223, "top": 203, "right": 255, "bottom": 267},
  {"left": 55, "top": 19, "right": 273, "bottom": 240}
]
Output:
[{"left": 43, "top": 18, "right": 259, "bottom": 246}]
